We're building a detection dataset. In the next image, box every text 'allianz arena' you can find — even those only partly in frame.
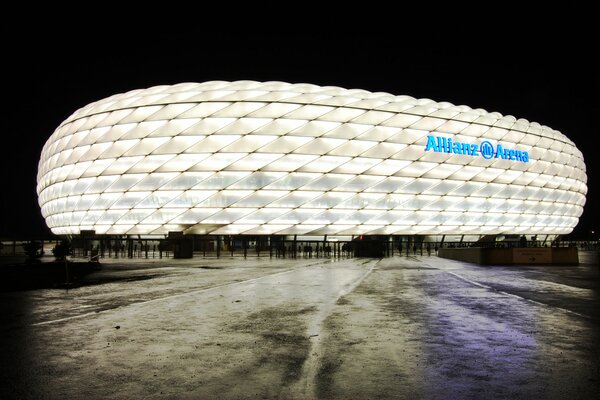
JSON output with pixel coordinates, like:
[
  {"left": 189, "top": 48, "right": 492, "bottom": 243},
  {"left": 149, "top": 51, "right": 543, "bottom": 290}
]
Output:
[{"left": 37, "top": 81, "right": 587, "bottom": 236}]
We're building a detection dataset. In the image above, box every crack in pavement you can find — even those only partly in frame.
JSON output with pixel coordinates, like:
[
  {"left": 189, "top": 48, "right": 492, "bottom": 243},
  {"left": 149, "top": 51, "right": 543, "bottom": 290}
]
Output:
[{"left": 285, "top": 258, "right": 380, "bottom": 399}]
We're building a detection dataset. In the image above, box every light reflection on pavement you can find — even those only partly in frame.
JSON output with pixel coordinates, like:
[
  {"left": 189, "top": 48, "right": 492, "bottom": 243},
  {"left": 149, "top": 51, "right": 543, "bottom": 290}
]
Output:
[{"left": 0, "top": 253, "right": 598, "bottom": 399}]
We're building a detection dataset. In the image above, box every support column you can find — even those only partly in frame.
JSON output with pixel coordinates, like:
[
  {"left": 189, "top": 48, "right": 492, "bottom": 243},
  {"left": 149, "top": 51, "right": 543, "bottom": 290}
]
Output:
[
  {"left": 127, "top": 237, "right": 133, "bottom": 258},
  {"left": 293, "top": 235, "right": 297, "bottom": 259}
]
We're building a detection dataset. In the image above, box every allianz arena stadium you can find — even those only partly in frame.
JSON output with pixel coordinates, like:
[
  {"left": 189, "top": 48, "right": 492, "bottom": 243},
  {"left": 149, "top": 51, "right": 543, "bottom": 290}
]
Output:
[{"left": 37, "top": 81, "right": 587, "bottom": 241}]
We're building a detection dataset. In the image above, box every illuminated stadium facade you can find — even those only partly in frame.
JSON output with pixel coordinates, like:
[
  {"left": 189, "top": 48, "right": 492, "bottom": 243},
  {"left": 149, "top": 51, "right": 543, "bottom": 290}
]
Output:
[{"left": 37, "top": 81, "right": 587, "bottom": 242}]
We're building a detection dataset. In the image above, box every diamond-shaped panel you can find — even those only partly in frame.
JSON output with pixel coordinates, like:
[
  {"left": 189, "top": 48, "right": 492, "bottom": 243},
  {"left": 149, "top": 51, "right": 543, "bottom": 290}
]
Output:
[{"left": 37, "top": 81, "right": 587, "bottom": 235}]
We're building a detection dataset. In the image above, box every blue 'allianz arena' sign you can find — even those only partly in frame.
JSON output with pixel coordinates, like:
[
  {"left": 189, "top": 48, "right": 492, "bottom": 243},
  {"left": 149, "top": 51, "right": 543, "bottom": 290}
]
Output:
[{"left": 424, "top": 135, "right": 529, "bottom": 163}]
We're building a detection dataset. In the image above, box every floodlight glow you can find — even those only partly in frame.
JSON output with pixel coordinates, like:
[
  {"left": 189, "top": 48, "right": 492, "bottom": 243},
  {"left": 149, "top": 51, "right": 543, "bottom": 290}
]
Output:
[{"left": 37, "top": 81, "right": 587, "bottom": 236}]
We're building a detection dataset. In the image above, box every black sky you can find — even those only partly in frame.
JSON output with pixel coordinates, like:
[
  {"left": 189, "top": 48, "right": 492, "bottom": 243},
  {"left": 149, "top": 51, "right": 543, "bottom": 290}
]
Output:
[{"left": 2, "top": 27, "right": 598, "bottom": 238}]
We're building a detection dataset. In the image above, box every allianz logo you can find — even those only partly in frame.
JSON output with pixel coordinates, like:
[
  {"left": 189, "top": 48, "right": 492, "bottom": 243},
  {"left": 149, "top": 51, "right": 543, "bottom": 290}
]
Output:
[{"left": 424, "top": 135, "right": 529, "bottom": 163}]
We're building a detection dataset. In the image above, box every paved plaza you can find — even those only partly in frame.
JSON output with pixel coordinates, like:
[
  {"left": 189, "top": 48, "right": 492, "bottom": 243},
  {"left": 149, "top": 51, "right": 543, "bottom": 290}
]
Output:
[{"left": 1, "top": 253, "right": 598, "bottom": 399}]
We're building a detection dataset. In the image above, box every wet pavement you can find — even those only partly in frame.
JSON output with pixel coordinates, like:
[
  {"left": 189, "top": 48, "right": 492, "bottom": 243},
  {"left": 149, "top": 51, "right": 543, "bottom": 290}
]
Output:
[{"left": 1, "top": 253, "right": 598, "bottom": 399}]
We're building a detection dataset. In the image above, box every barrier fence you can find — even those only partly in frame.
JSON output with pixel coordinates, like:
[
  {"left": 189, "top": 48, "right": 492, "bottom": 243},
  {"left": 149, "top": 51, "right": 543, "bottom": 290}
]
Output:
[{"left": 2, "top": 236, "right": 598, "bottom": 261}]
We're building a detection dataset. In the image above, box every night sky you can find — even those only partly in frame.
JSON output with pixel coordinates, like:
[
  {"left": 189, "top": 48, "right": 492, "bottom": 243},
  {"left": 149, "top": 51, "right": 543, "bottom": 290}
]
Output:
[{"left": 2, "top": 28, "right": 598, "bottom": 238}]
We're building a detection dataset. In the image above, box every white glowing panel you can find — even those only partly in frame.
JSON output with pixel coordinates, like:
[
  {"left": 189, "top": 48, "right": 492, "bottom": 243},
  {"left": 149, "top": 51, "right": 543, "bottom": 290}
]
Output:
[{"left": 37, "top": 81, "right": 587, "bottom": 235}]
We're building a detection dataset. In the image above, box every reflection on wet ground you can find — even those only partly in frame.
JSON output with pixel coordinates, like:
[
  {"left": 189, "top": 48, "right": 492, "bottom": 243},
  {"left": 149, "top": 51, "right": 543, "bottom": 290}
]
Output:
[{"left": 1, "top": 253, "right": 598, "bottom": 399}]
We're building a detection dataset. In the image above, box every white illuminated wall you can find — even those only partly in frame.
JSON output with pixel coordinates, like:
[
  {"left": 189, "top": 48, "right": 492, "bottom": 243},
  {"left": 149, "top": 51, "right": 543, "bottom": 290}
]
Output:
[{"left": 37, "top": 81, "right": 587, "bottom": 236}]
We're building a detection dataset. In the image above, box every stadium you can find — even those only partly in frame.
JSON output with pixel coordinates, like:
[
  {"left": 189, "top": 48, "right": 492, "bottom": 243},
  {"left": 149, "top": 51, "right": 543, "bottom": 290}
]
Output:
[{"left": 36, "top": 81, "right": 587, "bottom": 257}]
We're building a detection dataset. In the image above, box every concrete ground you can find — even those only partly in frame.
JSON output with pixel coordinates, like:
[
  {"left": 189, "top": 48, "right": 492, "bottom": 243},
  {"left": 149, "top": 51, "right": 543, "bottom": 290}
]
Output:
[{"left": 0, "top": 253, "right": 598, "bottom": 399}]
